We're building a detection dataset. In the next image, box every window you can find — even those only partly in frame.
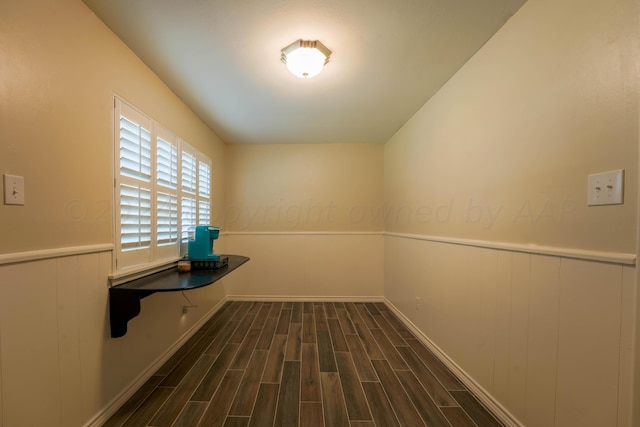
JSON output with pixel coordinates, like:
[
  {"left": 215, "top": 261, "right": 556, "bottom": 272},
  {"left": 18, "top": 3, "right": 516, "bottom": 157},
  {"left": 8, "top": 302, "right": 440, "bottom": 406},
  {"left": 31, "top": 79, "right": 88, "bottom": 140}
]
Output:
[
  {"left": 114, "top": 97, "right": 212, "bottom": 271},
  {"left": 198, "top": 159, "right": 211, "bottom": 224}
]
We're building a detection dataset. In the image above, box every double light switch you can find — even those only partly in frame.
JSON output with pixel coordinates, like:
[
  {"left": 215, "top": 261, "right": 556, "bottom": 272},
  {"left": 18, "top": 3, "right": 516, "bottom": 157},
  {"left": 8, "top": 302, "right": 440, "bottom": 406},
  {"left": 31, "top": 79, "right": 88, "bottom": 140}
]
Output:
[{"left": 587, "top": 169, "right": 623, "bottom": 206}]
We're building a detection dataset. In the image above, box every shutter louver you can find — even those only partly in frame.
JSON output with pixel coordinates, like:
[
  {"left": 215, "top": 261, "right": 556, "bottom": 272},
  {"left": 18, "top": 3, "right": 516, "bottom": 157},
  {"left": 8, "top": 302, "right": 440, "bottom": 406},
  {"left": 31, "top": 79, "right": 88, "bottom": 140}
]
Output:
[
  {"left": 198, "top": 160, "right": 211, "bottom": 224},
  {"left": 120, "top": 184, "right": 151, "bottom": 250},
  {"left": 120, "top": 116, "right": 151, "bottom": 182},
  {"left": 156, "top": 135, "right": 179, "bottom": 247},
  {"left": 181, "top": 197, "right": 197, "bottom": 242},
  {"left": 198, "top": 161, "right": 210, "bottom": 198},
  {"left": 181, "top": 151, "right": 197, "bottom": 194},
  {"left": 157, "top": 192, "right": 178, "bottom": 245},
  {"left": 199, "top": 201, "right": 210, "bottom": 224},
  {"left": 157, "top": 137, "right": 178, "bottom": 189}
]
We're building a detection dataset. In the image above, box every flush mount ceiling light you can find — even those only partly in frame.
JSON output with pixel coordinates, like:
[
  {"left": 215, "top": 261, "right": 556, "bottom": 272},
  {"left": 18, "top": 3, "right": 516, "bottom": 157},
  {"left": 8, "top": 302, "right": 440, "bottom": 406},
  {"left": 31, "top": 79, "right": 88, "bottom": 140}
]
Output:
[{"left": 281, "top": 39, "right": 331, "bottom": 79}]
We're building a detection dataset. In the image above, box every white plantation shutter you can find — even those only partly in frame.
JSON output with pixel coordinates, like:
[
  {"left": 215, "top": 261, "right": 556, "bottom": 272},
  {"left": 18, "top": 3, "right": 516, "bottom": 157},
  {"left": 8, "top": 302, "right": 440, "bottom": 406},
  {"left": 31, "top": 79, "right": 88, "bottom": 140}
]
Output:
[
  {"left": 157, "top": 137, "right": 178, "bottom": 189},
  {"left": 115, "top": 100, "right": 154, "bottom": 267},
  {"left": 181, "top": 151, "right": 197, "bottom": 194},
  {"left": 119, "top": 117, "right": 151, "bottom": 181},
  {"left": 198, "top": 160, "right": 211, "bottom": 224},
  {"left": 157, "top": 192, "right": 178, "bottom": 245},
  {"left": 181, "top": 145, "right": 198, "bottom": 242},
  {"left": 199, "top": 161, "right": 210, "bottom": 198},
  {"left": 120, "top": 184, "right": 151, "bottom": 249},
  {"left": 182, "top": 143, "right": 212, "bottom": 228},
  {"left": 155, "top": 128, "right": 179, "bottom": 252},
  {"left": 114, "top": 97, "right": 212, "bottom": 271},
  {"left": 181, "top": 197, "right": 197, "bottom": 241},
  {"left": 199, "top": 201, "right": 210, "bottom": 224}
]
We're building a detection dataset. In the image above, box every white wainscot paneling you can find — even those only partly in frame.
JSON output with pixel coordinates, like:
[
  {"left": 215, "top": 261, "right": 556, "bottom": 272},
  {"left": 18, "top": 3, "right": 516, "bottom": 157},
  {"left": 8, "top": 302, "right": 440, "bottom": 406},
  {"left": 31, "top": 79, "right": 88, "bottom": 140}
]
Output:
[
  {"left": 383, "top": 235, "right": 633, "bottom": 427},
  {"left": 524, "top": 254, "right": 561, "bottom": 427},
  {"left": 0, "top": 251, "right": 114, "bottom": 427},
  {"left": 618, "top": 265, "right": 636, "bottom": 426},
  {"left": 56, "top": 255, "right": 83, "bottom": 427},
  {"left": 0, "top": 314, "right": 2, "bottom": 427},
  {"left": 225, "top": 233, "right": 384, "bottom": 299},
  {"left": 1, "top": 258, "right": 65, "bottom": 426},
  {"left": 555, "top": 258, "right": 623, "bottom": 427},
  {"left": 77, "top": 251, "right": 124, "bottom": 422},
  {"left": 0, "top": 249, "right": 227, "bottom": 427}
]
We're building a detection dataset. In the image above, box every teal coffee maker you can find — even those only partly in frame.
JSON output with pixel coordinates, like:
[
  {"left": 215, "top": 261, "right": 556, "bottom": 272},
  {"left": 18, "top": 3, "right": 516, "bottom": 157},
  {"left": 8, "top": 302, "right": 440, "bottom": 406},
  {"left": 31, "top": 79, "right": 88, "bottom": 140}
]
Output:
[{"left": 188, "top": 225, "right": 228, "bottom": 268}]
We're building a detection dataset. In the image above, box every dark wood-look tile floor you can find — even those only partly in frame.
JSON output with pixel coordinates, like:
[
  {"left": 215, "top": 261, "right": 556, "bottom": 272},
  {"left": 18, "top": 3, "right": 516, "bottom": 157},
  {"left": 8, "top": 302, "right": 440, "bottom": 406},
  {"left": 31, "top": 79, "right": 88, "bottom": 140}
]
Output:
[{"left": 105, "top": 301, "right": 505, "bottom": 427}]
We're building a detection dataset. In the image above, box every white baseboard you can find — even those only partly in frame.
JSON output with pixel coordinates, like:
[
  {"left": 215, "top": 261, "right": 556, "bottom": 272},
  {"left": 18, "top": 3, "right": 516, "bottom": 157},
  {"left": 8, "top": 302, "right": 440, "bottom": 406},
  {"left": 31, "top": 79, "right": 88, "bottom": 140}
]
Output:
[
  {"left": 82, "top": 298, "right": 228, "bottom": 427},
  {"left": 383, "top": 298, "right": 523, "bottom": 427}
]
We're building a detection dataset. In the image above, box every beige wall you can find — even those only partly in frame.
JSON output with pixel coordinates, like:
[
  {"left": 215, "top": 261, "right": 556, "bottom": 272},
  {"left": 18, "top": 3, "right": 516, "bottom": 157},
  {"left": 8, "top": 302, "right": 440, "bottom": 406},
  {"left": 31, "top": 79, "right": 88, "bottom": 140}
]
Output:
[
  {"left": 0, "top": 1, "right": 229, "bottom": 426},
  {"left": 224, "top": 233, "right": 384, "bottom": 299},
  {"left": 225, "top": 144, "right": 384, "bottom": 232},
  {"left": 384, "top": 0, "right": 638, "bottom": 254},
  {"left": 384, "top": 0, "right": 639, "bottom": 425},
  {"left": 222, "top": 144, "right": 385, "bottom": 299},
  {"left": 0, "top": 0, "right": 226, "bottom": 255}
]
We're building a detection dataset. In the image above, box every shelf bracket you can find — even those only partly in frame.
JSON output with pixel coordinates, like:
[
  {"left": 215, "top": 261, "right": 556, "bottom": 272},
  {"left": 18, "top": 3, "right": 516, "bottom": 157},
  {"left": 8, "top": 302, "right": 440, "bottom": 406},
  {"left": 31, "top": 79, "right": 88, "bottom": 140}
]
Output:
[{"left": 109, "top": 288, "right": 155, "bottom": 338}]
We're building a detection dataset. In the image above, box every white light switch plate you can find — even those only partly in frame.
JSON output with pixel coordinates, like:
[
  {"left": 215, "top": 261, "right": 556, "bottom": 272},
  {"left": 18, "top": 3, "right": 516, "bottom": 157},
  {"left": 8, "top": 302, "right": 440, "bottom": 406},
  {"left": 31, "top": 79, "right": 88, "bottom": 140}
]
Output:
[
  {"left": 3, "top": 174, "right": 25, "bottom": 205},
  {"left": 587, "top": 169, "right": 623, "bottom": 206}
]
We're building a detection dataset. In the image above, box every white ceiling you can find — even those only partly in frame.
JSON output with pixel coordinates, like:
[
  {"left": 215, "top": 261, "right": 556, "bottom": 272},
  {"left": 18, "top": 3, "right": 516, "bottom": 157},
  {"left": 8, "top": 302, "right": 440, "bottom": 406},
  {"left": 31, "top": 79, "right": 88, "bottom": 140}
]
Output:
[{"left": 82, "top": 0, "right": 526, "bottom": 144}]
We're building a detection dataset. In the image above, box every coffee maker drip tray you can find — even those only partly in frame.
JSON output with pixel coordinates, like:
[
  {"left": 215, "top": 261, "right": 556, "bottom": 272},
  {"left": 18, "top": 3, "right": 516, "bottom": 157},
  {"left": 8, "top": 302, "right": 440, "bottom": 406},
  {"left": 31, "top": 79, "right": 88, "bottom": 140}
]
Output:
[{"left": 190, "top": 256, "right": 229, "bottom": 270}]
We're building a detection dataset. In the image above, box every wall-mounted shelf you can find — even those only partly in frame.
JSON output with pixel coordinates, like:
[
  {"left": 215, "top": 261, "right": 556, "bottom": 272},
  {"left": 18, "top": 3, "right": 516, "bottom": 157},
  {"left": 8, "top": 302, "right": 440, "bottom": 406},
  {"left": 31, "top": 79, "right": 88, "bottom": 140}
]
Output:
[{"left": 109, "top": 254, "right": 249, "bottom": 338}]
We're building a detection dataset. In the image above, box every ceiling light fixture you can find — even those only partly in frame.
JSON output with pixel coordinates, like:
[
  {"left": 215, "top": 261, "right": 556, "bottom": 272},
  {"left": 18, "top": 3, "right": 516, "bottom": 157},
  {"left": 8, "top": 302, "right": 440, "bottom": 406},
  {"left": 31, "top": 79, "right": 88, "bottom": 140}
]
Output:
[{"left": 281, "top": 39, "right": 331, "bottom": 79}]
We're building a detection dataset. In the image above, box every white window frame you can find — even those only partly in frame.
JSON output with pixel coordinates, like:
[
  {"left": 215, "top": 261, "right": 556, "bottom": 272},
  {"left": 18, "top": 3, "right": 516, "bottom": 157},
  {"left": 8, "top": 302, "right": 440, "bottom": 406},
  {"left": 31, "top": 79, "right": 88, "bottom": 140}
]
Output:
[{"left": 113, "top": 97, "right": 212, "bottom": 272}]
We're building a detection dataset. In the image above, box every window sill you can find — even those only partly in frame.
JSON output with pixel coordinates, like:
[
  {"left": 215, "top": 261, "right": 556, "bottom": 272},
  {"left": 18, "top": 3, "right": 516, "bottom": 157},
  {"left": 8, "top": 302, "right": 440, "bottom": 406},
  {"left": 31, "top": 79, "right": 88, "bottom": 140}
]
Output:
[{"left": 109, "top": 256, "right": 182, "bottom": 286}]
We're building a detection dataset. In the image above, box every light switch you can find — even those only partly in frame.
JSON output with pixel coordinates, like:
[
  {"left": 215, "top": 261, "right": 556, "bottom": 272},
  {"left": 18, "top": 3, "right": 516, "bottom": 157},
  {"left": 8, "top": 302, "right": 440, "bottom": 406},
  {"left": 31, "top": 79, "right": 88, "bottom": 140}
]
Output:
[
  {"left": 3, "top": 174, "right": 25, "bottom": 206},
  {"left": 587, "top": 169, "right": 623, "bottom": 206}
]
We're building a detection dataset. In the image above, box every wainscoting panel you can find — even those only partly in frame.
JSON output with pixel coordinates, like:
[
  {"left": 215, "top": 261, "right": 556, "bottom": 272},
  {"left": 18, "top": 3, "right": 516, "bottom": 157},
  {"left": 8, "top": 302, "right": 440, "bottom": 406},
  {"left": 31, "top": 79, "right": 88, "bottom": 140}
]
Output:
[
  {"left": 524, "top": 254, "right": 560, "bottom": 427},
  {"left": 0, "top": 315, "right": 2, "bottom": 427},
  {"left": 56, "top": 255, "right": 84, "bottom": 427},
  {"left": 0, "top": 257, "right": 62, "bottom": 427},
  {"left": 76, "top": 251, "right": 121, "bottom": 423},
  {"left": 493, "top": 249, "right": 511, "bottom": 406},
  {"left": 506, "top": 252, "right": 530, "bottom": 420},
  {"left": 555, "top": 258, "right": 622, "bottom": 427},
  {"left": 384, "top": 234, "right": 634, "bottom": 427},
  {"left": 618, "top": 266, "right": 636, "bottom": 427}
]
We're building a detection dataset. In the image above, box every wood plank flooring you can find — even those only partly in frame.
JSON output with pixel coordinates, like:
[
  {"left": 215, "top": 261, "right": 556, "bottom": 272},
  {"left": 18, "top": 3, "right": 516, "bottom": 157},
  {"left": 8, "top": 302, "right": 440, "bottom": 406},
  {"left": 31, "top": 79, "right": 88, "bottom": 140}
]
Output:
[{"left": 105, "top": 301, "right": 505, "bottom": 427}]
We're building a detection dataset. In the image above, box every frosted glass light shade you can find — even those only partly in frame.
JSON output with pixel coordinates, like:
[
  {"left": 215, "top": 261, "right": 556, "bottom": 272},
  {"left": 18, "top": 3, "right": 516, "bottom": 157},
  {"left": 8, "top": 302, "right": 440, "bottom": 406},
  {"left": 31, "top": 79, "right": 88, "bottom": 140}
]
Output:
[{"left": 281, "top": 40, "right": 331, "bottom": 79}]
